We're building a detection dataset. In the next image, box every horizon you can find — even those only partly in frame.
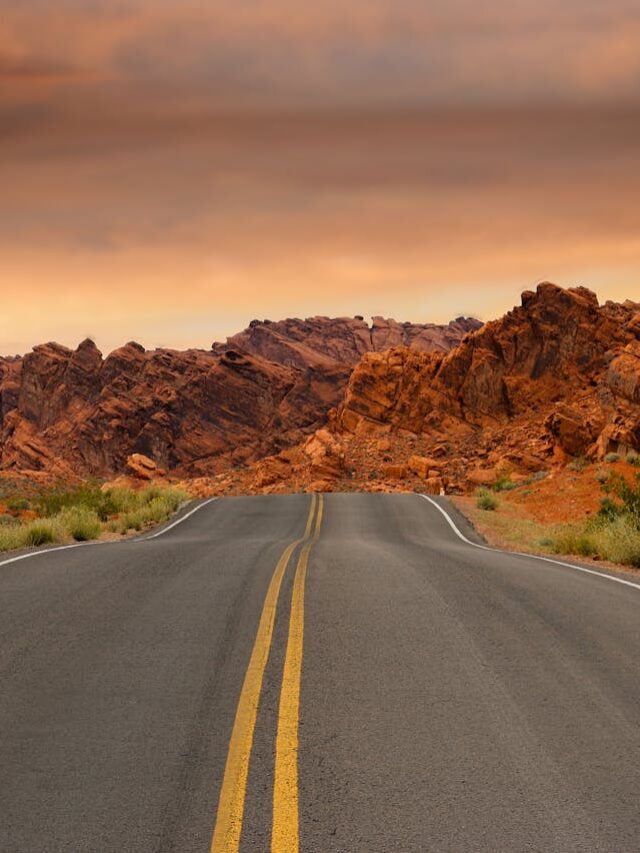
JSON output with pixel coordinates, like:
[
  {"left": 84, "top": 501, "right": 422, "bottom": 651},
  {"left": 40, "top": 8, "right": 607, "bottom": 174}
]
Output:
[{"left": 0, "top": 278, "right": 635, "bottom": 359}]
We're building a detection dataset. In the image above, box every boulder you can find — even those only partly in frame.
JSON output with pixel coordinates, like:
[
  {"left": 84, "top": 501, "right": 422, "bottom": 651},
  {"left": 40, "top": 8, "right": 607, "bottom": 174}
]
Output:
[
  {"left": 381, "top": 463, "right": 407, "bottom": 479},
  {"left": 126, "top": 453, "right": 162, "bottom": 480},
  {"left": 466, "top": 468, "right": 498, "bottom": 487},
  {"left": 607, "top": 341, "right": 640, "bottom": 403},
  {"left": 304, "top": 429, "right": 345, "bottom": 480},
  {"left": 407, "top": 454, "right": 442, "bottom": 478},
  {"left": 424, "top": 476, "right": 445, "bottom": 495},
  {"left": 545, "top": 405, "right": 594, "bottom": 457}
]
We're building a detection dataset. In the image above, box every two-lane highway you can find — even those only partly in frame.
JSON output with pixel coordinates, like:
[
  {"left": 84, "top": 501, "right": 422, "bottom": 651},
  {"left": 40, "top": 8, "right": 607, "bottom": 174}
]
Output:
[{"left": 1, "top": 493, "right": 639, "bottom": 851}]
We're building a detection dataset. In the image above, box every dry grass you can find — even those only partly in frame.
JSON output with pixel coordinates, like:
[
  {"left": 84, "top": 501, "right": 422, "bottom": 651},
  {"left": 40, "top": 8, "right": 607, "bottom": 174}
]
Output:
[
  {"left": 455, "top": 464, "right": 640, "bottom": 570},
  {"left": 0, "top": 484, "right": 189, "bottom": 554},
  {"left": 550, "top": 515, "right": 640, "bottom": 567}
]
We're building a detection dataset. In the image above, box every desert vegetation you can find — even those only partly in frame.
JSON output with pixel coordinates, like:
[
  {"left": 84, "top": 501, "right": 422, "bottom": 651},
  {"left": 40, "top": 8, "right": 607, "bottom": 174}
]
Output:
[
  {"left": 549, "top": 468, "right": 640, "bottom": 567},
  {"left": 0, "top": 483, "right": 188, "bottom": 554},
  {"left": 475, "top": 488, "right": 499, "bottom": 511},
  {"left": 461, "top": 459, "right": 640, "bottom": 570}
]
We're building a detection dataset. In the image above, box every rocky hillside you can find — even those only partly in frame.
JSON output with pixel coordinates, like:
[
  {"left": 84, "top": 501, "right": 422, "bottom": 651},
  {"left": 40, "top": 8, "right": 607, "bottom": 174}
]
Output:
[
  {"left": 215, "top": 315, "right": 480, "bottom": 367},
  {"left": 0, "top": 315, "right": 479, "bottom": 479},
  {"left": 228, "top": 284, "right": 640, "bottom": 496}
]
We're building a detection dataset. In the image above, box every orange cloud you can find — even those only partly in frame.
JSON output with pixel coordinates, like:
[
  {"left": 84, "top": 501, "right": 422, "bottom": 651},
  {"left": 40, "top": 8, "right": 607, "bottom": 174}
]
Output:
[{"left": 1, "top": 2, "right": 639, "bottom": 354}]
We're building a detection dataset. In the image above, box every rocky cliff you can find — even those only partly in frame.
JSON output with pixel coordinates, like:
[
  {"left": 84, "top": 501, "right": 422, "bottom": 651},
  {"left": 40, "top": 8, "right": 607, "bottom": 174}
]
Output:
[
  {"left": 231, "top": 284, "right": 640, "bottom": 496},
  {"left": 333, "top": 283, "right": 640, "bottom": 488},
  {"left": 0, "top": 315, "right": 479, "bottom": 478}
]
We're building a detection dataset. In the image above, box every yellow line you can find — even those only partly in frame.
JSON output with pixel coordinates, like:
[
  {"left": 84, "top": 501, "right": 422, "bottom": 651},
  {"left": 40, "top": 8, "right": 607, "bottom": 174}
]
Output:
[
  {"left": 272, "top": 494, "right": 324, "bottom": 853},
  {"left": 210, "top": 494, "right": 318, "bottom": 853}
]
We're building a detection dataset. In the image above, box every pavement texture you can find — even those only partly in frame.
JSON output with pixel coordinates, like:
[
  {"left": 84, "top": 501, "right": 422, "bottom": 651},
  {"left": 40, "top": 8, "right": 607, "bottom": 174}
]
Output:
[{"left": 1, "top": 492, "right": 639, "bottom": 852}]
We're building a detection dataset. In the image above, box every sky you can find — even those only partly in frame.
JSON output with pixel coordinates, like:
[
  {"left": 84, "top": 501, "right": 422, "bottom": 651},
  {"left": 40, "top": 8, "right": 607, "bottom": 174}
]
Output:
[{"left": 1, "top": 0, "right": 639, "bottom": 354}]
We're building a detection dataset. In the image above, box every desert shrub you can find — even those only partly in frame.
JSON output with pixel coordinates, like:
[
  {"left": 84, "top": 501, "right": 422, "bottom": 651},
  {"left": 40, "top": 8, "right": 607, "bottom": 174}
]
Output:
[
  {"left": 145, "top": 497, "right": 172, "bottom": 524},
  {"left": 139, "top": 485, "right": 165, "bottom": 504},
  {"left": 597, "top": 497, "right": 621, "bottom": 522},
  {"left": 0, "top": 484, "right": 188, "bottom": 551},
  {"left": 604, "top": 452, "right": 620, "bottom": 464},
  {"left": 626, "top": 450, "right": 639, "bottom": 465},
  {"left": 102, "top": 487, "right": 140, "bottom": 514},
  {"left": 476, "top": 488, "right": 498, "bottom": 511},
  {"left": 0, "top": 518, "right": 62, "bottom": 551},
  {"left": 493, "top": 475, "right": 517, "bottom": 492},
  {"left": 22, "top": 520, "right": 60, "bottom": 547},
  {"left": 117, "top": 488, "right": 187, "bottom": 534},
  {"left": 602, "top": 470, "right": 640, "bottom": 520},
  {"left": 594, "top": 467, "right": 610, "bottom": 485},
  {"left": 120, "top": 510, "right": 144, "bottom": 534},
  {"left": 36, "top": 484, "right": 118, "bottom": 521},
  {"left": 57, "top": 506, "right": 101, "bottom": 541},
  {"left": 551, "top": 525, "right": 598, "bottom": 558},
  {"left": 6, "top": 497, "right": 30, "bottom": 512},
  {"left": 591, "top": 515, "right": 640, "bottom": 567},
  {"left": 159, "top": 488, "right": 185, "bottom": 513},
  {"left": 568, "top": 457, "right": 588, "bottom": 473},
  {"left": 0, "top": 526, "right": 22, "bottom": 551}
]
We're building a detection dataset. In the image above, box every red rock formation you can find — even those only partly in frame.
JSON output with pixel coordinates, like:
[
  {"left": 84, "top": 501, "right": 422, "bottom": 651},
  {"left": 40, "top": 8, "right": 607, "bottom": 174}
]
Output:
[
  {"left": 0, "top": 315, "right": 477, "bottom": 478},
  {"left": 334, "top": 283, "right": 640, "bottom": 490},
  {"left": 216, "top": 315, "right": 481, "bottom": 368}
]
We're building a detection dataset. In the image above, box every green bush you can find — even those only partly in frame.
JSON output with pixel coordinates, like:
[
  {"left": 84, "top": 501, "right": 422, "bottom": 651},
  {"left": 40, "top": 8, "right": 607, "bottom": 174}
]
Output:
[
  {"left": 23, "top": 520, "right": 60, "bottom": 547},
  {"left": 476, "top": 488, "right": 498, "bottom": 511},
  {"left": 604, "top": 452, "right": 620, "bottom": 464},
  {"left": 592, "top": 515, "right": 640, "bottom": 567},
  {"left": 552, "top": 525, "right": 598, "bottom": 558},
  {"left": 6, "top": 497, "right": 30, "bottom": 512},
  {"left": 36, "top": 484, "right": 118, "bottom": 521},
  {"left": 0, "top": 484, "right": 188, "bottom": 552},
  {"left": 602, "top": 469, "right": 640, "bottom": 519},
  {"left": 492, "top": 475, "right": 517, "bottom": 492},
  {"left": 568, "top": 456, "right": 588, "bottom": 473},
  {"left": 120, "top": 511, "right": 144, "bottom": 534},
  {"left": 118, "top": 489, "right": 187, "bottom": 534},
  {"left": 598, "top": 497, "right": 620, "bottom": 522},
  {"left": 57, "top": 507, "right": 102, "bottom": 542},
  {"left": 0, "top": 526, "right": 21, "bottom": 551}
]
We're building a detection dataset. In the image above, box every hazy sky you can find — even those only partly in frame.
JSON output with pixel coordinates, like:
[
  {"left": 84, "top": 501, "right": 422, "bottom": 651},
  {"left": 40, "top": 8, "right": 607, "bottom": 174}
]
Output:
[{"left": 1, "top": 0, "right": 639, "bottom": 354}]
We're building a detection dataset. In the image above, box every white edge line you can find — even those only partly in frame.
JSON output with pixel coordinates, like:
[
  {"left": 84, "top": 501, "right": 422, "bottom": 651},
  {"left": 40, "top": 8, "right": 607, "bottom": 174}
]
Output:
[
  {"left": 420, "top": 493, "right": 640, "bottom": 593},
  {"left": 0, "top": 497, "right": 218, "bottom": 570},
  {"left": 142, "top": 497, "right": 218, "bottom": 540}
]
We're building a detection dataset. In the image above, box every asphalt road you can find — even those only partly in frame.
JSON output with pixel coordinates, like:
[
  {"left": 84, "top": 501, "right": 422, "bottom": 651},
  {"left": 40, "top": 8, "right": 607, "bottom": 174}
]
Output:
[{"left": 1, "top": 493, "right": 639, "bottom": 852}]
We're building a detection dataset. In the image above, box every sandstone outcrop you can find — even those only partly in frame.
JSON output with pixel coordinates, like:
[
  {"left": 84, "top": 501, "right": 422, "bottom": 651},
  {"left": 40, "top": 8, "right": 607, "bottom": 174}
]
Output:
[
  {"left": 334, "top": 284, "right": 640, "bottom": 490},
  {"left": 126, "top": 453, "right": 165, "bottom": 480},
  {"left": 0, "top": 315, "right": 476, "bottom": 479},
  {"left": 216, "top": 315, "right": 481, "bottom": 368}
]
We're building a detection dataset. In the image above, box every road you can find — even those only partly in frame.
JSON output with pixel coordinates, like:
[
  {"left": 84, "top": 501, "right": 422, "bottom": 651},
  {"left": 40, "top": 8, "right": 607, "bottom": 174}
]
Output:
[{"left": 1, "top": 493, "right": 639, "bottom": 852}]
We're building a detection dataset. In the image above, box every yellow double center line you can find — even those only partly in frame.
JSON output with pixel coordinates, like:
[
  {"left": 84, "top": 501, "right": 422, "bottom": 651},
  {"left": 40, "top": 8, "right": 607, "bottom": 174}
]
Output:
[{"left": 211, "top": 494, "right": 324, "bottom": 852}]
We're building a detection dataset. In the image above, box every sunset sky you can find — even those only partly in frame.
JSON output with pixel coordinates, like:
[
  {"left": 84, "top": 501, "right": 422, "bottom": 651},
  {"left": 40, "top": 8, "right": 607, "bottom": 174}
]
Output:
[{"left": 1, "top": 0, "right": 639, "bottom": 354}]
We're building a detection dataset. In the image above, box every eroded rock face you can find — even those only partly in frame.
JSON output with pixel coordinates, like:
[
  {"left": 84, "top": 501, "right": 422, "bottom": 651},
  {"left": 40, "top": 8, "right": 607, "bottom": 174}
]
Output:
[
  {"left": 217, "top": 315, "right": 482, "bottom": 369},
  {"left": 0, "top": 315, "right": 476, "bottom": 478},
  {"left": 608, "top": 341, "right": 640, "bottom": 404},
  {"left": 337, "top": 283, "right": 640, "bottom": 477}
]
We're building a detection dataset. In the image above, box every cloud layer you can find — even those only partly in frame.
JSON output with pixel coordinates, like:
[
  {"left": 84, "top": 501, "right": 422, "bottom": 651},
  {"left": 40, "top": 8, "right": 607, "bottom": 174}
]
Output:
[{"left": 1, "top": 1, "right": 639, "bottom": 352}]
